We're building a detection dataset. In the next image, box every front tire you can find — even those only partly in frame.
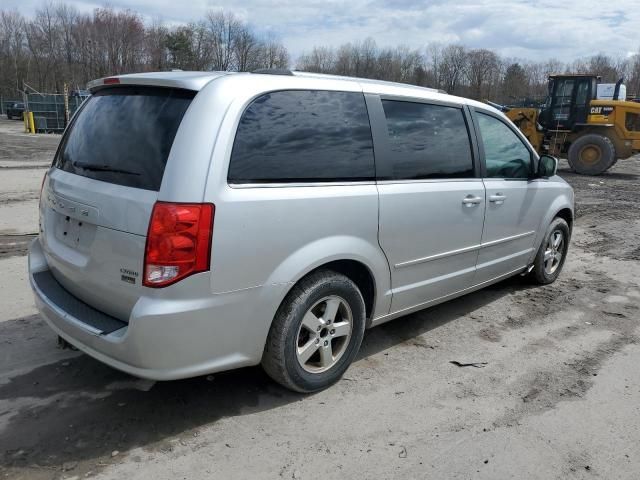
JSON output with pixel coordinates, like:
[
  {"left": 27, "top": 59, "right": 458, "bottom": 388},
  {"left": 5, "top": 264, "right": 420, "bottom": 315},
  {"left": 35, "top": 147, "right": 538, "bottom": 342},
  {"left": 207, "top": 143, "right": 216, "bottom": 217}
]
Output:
[
  {"left": 530, "top": 217, "right": 570, "bottom": 285},
  {"left": 567, "top": 134, "right": 616, "bottom": 175},
  {"left": 262, "top": 270, "right": 366, "bottom": 393}
]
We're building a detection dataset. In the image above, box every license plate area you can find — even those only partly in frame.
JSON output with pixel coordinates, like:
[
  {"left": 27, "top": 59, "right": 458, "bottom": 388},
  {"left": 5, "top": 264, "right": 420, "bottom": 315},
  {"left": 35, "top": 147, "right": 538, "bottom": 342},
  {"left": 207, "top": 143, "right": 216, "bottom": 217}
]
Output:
[
  {"left": 54, "top": 212, "right": 84, "bottom": 248},
  {"left": 45, "top": 191, "right": 100, "bottom": 251}
]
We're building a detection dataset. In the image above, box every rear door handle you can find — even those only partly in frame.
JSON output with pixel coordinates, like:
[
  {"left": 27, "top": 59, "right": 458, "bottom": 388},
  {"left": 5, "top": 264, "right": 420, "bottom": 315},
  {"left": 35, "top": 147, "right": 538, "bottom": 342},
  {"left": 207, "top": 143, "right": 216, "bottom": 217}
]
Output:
[
  {"left": 489, "top": 194, "right": 507, "bottom": 204},
  {"left": 462, "top": 195, "right": 482, "bottom": 207}
]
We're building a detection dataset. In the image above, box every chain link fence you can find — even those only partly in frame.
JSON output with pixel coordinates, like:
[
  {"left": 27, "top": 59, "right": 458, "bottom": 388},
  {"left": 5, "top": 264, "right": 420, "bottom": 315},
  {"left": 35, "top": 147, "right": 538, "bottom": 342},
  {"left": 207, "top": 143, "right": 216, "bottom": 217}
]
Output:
[{"left": 25, "top": 93, "right": 89, "bottom": 133}]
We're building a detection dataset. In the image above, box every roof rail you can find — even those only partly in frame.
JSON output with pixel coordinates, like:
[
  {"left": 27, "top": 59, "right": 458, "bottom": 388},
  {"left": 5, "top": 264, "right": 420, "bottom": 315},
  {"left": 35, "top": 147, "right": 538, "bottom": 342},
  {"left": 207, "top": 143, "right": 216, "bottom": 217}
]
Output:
[
  {"left": 291, "top": 71, "right": 440, "bottom": 93},
  {"left": 251, "top": 68, "right": 293, "bottom": 76}
]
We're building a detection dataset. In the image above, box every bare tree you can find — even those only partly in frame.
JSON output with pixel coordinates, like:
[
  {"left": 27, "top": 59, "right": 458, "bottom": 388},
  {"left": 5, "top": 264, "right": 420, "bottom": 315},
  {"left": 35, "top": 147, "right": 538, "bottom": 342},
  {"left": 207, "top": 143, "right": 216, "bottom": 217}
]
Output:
[
  {"left": 144, "top": 19, "right": 168, "bottom": 72},
  {"left": 297, "top": 46, "right": 335, "bottom": 73},
  {"left": 0, "top": 10, "right": 26, "bottom": 93},
  {"left": 425, "top": 42, "right": 443, "bottom": 89},
  {"left": 629, "top": 49, "right": 640, "bottom": 97},
  {"left": 206, "top": 11, "right": 241, "bottom": 71},
  {"left": 357, "top": 38, "right": 378, "bottom": 77},
  {"left": 439, "top": 44, "right": 467, "bottom": 94},
  {"left": 256, "top": 34, "right": 289, "bottom": 69},
  {"left": 466, "top": 48, "right": 499, "bottom": 100},
  {"left": 588, "top": 54, "right": 622, "bottom": 82},
  {"left": 233, "top": 26, "right": 258, "bottom": 71}
]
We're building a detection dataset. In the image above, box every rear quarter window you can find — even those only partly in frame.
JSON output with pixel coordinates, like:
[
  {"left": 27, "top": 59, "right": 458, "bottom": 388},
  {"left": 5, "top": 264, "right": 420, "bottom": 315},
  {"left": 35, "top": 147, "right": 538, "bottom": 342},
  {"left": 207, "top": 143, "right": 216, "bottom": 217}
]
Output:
[
  {"left": 228, "top": 90, "right": 375, "bottom": 183},
  {"left": 55, "top": 86, "right": 195, "bottom": 191}
]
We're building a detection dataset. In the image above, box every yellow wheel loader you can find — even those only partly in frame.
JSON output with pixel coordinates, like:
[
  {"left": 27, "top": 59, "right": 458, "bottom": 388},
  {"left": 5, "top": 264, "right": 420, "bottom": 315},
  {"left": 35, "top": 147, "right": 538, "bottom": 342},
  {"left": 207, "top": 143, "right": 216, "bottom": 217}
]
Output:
[{"left": 492, "top": 75, "right": 640, "bottom": 175}]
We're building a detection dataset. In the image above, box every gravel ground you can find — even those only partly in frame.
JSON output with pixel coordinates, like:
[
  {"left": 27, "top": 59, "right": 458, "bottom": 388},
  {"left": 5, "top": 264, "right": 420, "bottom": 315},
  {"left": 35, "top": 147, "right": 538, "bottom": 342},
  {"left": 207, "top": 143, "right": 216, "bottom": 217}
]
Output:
[{"left": 0, "top": 117, "right": 639, "bottom": 480}]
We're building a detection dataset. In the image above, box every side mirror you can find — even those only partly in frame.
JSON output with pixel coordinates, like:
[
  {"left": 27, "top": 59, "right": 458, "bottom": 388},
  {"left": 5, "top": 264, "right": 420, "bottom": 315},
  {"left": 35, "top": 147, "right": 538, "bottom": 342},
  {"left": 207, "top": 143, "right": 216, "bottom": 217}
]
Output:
[{"left": 537, "top": 155, "right": 558, "bottom": 178}]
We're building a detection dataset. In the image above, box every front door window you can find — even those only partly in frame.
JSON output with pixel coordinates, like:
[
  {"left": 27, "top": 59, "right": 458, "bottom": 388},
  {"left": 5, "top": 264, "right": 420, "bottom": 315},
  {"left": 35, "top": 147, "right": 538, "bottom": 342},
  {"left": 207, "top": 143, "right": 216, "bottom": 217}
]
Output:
[{"left": 476, "top": 113, "right": 532, "bottom": 179}]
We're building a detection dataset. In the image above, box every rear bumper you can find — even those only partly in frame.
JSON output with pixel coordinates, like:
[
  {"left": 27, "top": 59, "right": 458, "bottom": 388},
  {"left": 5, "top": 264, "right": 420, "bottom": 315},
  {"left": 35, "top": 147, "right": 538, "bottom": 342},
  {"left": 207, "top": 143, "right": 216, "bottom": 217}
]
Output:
[{"left": 29, "top": 237, "right": 287, "bottom": 380}]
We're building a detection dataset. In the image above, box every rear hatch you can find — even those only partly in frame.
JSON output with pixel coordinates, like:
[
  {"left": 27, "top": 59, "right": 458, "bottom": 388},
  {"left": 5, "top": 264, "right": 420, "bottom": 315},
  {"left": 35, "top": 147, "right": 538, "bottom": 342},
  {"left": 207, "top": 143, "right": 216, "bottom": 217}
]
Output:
[{"left": 40, "top": 86, "right": 195, "bottom": 321}]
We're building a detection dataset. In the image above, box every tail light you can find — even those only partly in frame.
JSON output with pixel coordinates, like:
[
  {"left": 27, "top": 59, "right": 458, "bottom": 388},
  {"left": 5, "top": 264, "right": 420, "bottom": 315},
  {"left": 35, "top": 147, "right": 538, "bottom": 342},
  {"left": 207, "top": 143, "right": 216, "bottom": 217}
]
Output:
[{"left": 143, "top": 202, "right": 214, "bottom": 288}]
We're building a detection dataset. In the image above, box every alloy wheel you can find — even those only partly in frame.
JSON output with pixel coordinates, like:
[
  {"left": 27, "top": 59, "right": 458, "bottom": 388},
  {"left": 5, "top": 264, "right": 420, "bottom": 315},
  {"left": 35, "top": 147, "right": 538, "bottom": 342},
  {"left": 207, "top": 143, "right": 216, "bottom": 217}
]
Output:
[
  {"left": 543, "top": 230, "right": 564, "bottom": 275},
  {"left": 295, "top": 295, "right": 353, "bottom": 373}
]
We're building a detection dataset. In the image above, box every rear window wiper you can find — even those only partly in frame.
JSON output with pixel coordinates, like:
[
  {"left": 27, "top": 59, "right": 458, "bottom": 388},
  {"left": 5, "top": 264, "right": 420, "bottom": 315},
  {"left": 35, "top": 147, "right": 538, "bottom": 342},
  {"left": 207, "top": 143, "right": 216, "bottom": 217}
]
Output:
[{"left": 72, "top": 162, "right": 141, "bottom": 176}]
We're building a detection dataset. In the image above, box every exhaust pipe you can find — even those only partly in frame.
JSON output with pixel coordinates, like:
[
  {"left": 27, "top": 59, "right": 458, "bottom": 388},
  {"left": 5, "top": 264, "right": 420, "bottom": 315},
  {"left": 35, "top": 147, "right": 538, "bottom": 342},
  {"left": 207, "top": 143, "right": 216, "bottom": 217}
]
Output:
[{"left": 613, "top": 78, "right": 624, "bottom": 101}]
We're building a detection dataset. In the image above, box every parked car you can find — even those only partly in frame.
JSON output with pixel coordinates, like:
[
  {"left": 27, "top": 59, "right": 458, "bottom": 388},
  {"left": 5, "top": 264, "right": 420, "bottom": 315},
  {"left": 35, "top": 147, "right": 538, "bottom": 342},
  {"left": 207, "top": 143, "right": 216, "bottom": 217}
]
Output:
[
  {"left": 6, "top": 102, "right": 24, "bottom": 120},
  {"left": 29, "top": 71, "right": 574, "bottom": 392},
  {"left": 70, "top": 89, "right": 90, "bottom": 98}
]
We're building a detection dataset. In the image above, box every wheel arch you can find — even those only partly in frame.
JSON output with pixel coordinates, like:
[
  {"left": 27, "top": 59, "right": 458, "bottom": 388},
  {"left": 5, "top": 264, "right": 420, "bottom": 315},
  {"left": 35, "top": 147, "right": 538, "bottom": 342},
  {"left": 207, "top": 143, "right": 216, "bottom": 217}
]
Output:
[
  {"left": 554, "top": 207, "right": 573, "bottom": 233},
  {"left": 264, "top": 237, "right": 392, "bottom": 327},
  {"left": 302, "top": 259, "right": 377, "bottom": 322},
  {"left": 529, "top": 195, "right": 574, "bottom": 265}
]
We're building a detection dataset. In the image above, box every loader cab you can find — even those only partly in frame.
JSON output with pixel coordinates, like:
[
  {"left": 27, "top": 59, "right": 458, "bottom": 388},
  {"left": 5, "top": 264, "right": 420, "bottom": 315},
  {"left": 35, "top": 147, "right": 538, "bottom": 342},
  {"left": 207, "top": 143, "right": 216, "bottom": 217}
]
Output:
[{"left": 539, "top": 75, "right": 598, "bottom": 131}]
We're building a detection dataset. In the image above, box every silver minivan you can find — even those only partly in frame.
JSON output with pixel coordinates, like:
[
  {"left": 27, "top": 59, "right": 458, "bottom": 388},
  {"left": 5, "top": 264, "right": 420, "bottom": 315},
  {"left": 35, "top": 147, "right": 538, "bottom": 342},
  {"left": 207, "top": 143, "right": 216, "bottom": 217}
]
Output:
[{"left": 29, "top": 70, "right": 574, "bottom": 392}]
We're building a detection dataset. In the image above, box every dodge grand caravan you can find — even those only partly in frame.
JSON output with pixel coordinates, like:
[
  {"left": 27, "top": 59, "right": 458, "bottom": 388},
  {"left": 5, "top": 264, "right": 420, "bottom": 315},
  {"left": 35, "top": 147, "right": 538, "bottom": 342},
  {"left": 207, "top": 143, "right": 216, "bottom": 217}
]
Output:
[{"left": 29, "top": 70, "right": 574, "bottom": 392}]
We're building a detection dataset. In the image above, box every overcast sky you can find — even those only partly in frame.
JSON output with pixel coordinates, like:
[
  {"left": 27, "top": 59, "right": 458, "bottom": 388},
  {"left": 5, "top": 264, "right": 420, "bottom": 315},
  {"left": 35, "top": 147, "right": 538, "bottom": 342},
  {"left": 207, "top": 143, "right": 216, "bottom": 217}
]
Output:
[{"left": 5, "top": 0, "right": 640, "bottom": 62}]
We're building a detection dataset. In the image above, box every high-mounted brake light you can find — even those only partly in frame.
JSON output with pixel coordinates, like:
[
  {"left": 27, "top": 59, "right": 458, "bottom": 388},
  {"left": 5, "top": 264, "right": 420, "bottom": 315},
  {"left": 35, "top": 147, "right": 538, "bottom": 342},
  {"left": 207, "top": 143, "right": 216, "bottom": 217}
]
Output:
[
  {"left": 143, "top": 202, "right": 215, "bottom": 288},
  {"left": 103, "top": 77, "right": 120, "bottom": 85}
]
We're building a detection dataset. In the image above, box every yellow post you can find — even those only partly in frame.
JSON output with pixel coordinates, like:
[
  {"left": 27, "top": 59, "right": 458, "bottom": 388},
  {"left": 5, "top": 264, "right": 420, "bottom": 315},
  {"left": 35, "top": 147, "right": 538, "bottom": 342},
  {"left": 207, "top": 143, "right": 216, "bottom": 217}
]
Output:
[
  {"left": 28, "top": 111, "right": 36, "bottom": 134},
  {"left": 23, "top": 111, "right": 28, "bottom": 132}
]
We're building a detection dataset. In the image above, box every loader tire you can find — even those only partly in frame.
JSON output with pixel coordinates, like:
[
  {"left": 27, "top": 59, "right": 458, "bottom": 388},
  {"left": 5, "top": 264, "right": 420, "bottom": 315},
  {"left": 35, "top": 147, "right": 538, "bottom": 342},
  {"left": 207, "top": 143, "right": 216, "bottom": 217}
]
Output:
[{"left": 567, "top": 134, "right": 616, "bottom": 175}]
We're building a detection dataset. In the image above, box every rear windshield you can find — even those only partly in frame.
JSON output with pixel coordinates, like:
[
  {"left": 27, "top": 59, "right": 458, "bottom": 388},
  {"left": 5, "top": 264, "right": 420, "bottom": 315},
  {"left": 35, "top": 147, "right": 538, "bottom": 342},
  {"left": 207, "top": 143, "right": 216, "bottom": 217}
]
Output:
[{"left": 54, "top": 86, "right": 195, "bottom": 191}]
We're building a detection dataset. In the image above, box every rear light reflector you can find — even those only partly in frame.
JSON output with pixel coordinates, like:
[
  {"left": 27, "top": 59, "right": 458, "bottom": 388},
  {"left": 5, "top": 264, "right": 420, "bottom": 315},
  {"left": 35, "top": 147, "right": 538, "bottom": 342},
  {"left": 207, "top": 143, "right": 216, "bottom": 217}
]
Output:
[
  {"left": 143, "top": 202, "right": 214, "bottom": 287},
  {"left": 103, "top": 77, "right": 120, "bottom": 85}
]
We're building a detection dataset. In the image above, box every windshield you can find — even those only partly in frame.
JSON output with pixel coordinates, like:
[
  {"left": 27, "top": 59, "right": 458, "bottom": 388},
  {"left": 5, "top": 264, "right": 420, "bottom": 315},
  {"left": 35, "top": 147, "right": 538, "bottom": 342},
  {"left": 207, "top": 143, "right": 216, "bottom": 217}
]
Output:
[{"left": 54, "top": 86, "right": 195, "bottom": 191}]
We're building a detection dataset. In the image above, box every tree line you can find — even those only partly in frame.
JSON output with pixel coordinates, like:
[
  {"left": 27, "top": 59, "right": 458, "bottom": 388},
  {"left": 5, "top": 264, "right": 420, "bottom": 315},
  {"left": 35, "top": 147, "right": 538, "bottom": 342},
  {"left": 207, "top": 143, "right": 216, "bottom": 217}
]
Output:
[
  {"left": 1, "top": 3, "right": 639, "bottom": 105},
  {"left": 0, "top": 5, "right": 289, "bottom": 97},
  {"left": 297, "top": 41, "right": 640, "bottom": 104}
]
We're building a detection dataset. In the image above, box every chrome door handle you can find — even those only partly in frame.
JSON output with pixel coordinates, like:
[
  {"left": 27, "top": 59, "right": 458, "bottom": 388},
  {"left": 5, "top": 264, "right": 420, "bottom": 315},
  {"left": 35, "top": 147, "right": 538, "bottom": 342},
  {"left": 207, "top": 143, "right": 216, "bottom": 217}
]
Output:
[
  {"left": 462, "top": 195, "right": 482, "bottom": 207},
  {"left": 489, "top": 194, "right": 507, "bottom": 204}
]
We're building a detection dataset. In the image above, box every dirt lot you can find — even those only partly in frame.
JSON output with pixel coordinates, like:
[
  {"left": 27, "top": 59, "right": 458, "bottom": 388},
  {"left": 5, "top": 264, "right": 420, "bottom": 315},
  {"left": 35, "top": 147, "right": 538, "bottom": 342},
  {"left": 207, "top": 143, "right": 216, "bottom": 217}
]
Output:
[{"left": 0, "top": 117, "right": 639, "bottom": 480}]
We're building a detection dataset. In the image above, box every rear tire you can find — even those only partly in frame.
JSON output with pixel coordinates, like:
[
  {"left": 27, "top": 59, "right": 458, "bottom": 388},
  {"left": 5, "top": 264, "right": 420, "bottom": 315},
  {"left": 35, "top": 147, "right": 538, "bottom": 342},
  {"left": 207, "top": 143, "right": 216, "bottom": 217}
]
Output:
[
  {"left": 530, "top": 217, "right": 570, "bottom": 285},
  {"left": 6, "top": 113, "right": 10, "bottom": 120},
  {"left": 262, "top": 269, "right": 366, "bottom": 393},
  {"left": 567, "top": 134, "right": 616, "bottom": 175}
]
